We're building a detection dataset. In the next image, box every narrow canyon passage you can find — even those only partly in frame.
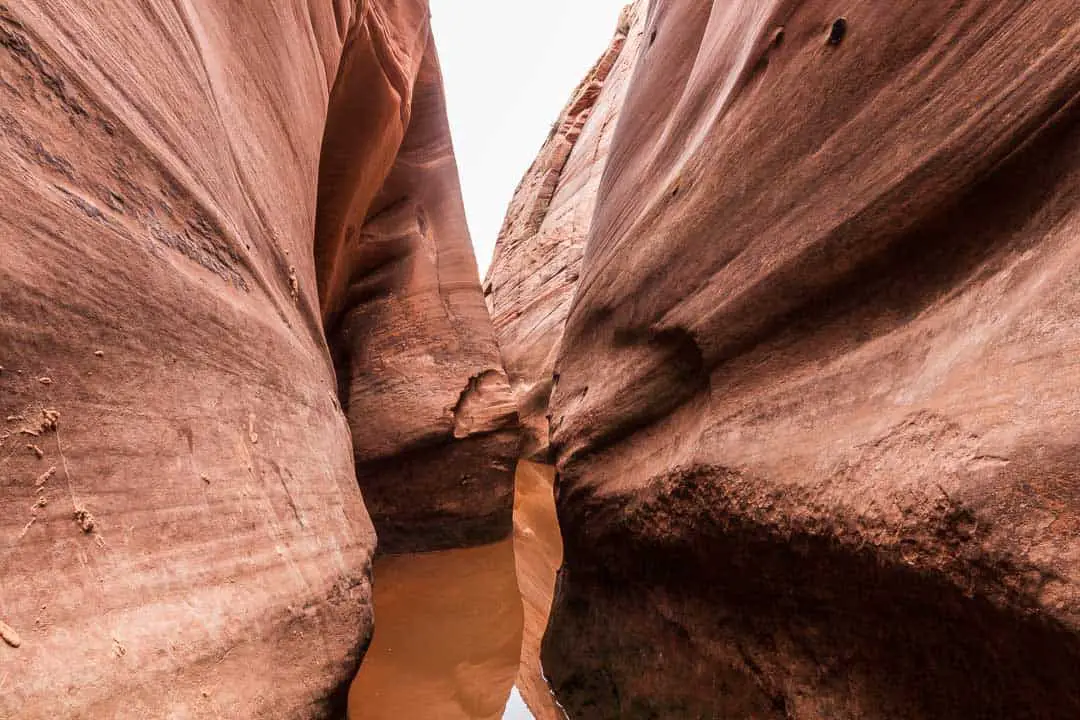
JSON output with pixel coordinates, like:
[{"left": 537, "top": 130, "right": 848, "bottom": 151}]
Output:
[
  {"left": 2, "top": 1, "right": 1078, "bottom": 717},
  {"left": 347, "top": 461, "right": 564, "bottom": 720}
]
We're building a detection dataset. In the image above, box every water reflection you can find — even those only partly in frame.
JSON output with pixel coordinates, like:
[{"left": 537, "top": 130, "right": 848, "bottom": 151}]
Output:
[
  {"left": 348, "top": 461, "right": 562, "bottom": 719},
  {"left": 503, "top": 687, "right": 537, "bottom": 719},
  {"left": 510, "top": 462, "right": 565, "bottom": 720},
  {"left": 348, "top": 540, "right": 523, "bottom": 719}
]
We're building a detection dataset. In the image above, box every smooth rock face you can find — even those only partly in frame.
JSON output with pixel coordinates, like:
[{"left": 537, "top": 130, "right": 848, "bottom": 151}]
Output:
[
  {"left": 320, "top": 15, "right": 519, "bottom": 555},
  {"left": 485, "top": 3, "right": 646, "bottom": 460},
  {"left": 492, "top": 0, "right": 1080, "bottom": 717},
  {"left": 0, "top": 1, "right": 511, "bottom": 716}
]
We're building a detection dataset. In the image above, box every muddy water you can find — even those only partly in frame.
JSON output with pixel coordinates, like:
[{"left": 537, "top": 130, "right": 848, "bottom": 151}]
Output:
[
  {"left": 510, "top": 462, "right": 565, "bottom": 720},
  {"left": 348, "top": 461, "right": 563, "bottom": 720}
]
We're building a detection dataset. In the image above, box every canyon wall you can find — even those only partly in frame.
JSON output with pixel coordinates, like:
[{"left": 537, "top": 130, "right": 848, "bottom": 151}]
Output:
[
  {"left": 494, "top": 0, "right": 1080, "bottom": 717},
  {"left": 0, "top": 1, "right": 513, "bottom": 717},
  {"left": 319, "top": 14, "right": 519, "bottom": 554},
  {"left": 485, "top": 2, "right": 646, "bottom": 460}
]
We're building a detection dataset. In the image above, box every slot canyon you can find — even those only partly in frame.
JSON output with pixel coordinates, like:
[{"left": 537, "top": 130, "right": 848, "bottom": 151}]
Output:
[{"left": 1, "top": 1, "right": 1078, "bottom": 720}]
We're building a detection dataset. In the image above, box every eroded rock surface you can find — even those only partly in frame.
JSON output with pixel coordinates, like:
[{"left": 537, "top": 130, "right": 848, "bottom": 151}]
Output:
[
  {"left": 0, "top": 0, "right": 512, "bottom": 716},
  {"left": 491, "top": 0, "right": 1080, "bottom": 717},
  {"left": 485, "top": 3, "right": 646, "bottom": 460},
  {"left": 320, "top": 16, "right": 519, "bottom": 554}
]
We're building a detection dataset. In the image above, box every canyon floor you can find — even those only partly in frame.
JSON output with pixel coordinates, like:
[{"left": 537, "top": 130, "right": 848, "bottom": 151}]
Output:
[{"left": 347, "top": 462, "right": 563, "bottom": 720}]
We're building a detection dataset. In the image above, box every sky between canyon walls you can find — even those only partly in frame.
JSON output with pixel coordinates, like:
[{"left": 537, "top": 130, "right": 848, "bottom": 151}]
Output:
[{"left": 430, "top": 0, "right": 633, "bottom": 277}]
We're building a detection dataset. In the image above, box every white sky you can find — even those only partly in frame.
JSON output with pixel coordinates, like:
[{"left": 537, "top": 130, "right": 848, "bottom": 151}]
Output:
[
  {"left": 501, "top": 686, "right": 534, "bottom": 719},
  {"left": 430, "top": 0, "right": 632, "bottom": 278}
]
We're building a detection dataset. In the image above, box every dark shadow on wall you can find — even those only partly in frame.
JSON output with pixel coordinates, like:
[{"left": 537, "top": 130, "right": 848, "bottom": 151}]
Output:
[{"left": 544, "top": 465, "right": 1080, "bottom": 719}]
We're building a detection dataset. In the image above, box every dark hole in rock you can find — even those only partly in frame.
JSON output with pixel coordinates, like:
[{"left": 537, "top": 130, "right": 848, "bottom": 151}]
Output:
[{"left": 827, "top": 17, "right": 847, "bottom": 45}]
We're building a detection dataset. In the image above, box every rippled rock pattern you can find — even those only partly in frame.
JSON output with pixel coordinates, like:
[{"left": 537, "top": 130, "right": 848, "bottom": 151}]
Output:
[
  {"left": 490, "top": 0, "right": 1080, "bottom": 717},
  {"left": 485, "top": 2, "right": 646, "bottom": 461},
  {"left": 0, "top": 1, "right": 513, "bottom": 716}
]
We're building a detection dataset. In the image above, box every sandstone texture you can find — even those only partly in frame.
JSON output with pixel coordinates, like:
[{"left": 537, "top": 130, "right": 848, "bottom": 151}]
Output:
[
  {"left": 485, "top": 3, "right": 646, "bottom": 460},
  {"left": 319, "top": 13, "right": 518, "bottom": 554},
  {"left": 0, "top": 1, "right": 512, "bottom": 717},
  {"left": 494, "top": 0, "right": 1080, "bottom": 717}
]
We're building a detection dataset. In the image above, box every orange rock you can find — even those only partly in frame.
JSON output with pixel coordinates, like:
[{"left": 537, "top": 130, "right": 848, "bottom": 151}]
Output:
[
  {"left": 489, "top": 0, "right": 1080, "bottom": 716},
  {"left": 486, "top": 1, "right": 647, "bottom": 461},
  {"left": 0, "top": 620, "right": 21, "bottom": 649},
  {"left": 320, "top": 25, "right": 519, "bottom": 553},
  {"left": 0, "top": 0, "right": 513, "bottom": 716}
]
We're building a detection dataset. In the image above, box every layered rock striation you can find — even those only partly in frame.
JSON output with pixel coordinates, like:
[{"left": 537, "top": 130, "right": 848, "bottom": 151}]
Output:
[
  {"left": 491, "top": 0, "right": 1080, "bottom": 717},
  {"left": 0, "top": 1, "right": 514, "bottom": 717},
  {"left": 319, "top": 12, "right": 518, "bottom": 554},
  {"left": 485, "top": 2, "right": 646, "bottom": 460}
]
